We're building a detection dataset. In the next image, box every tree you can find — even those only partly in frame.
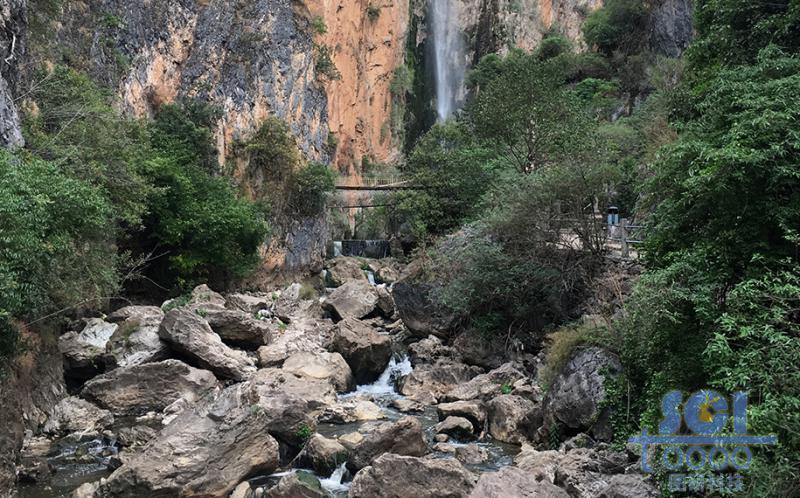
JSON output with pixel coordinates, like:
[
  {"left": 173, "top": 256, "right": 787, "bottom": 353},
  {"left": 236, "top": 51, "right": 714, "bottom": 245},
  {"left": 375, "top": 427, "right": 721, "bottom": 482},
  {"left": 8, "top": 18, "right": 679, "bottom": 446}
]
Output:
[{"left": 467, "top": 54, "right": 595, "bottom": 173}]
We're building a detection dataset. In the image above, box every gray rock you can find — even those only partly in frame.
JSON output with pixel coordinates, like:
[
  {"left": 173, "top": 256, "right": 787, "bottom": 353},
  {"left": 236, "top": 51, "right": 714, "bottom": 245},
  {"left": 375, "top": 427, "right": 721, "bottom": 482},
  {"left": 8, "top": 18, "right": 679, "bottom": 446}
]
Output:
[
  {"left": 540, "top": 347, "right": 622, "bottom": 442},
  {"left": 434, "top": 416, "right": 475, "bottom": 440},
  {"left": 104, "top": 306, "right": 169, "bottom": 369},
  {"left": 326, "top": 257, "right": 368, "bottom": 287},
  {"left": 282, "top": 351, "right": 353, "bottom": 393},
  {"left": 454, "top": 444, "right": 489, "bottom": 465},
  {"left": 81, "top": 359, "right": 218, "bottom": 415},
  {"left": 390, "top": 398, "right": 425, "bottom": 413},
  {"left": 399, "top": 361, "right": 482, "bottom": 403},
  {"left": 324, "top": 280, "right": 379, "bottom": 320},
  {"left": 443, "top": 362, "right": 527, "bottom": 402},
  {"left": 392, "top": 278, "right": 459, "bottom": 339},
  {"left": 348, "top": 416, "right": 428, "bottom": 470},
  {"left": 486, "top": 395, "right": 542, "bottom": 444},
  {"left": 250, "top": 368, "right": 337, "bottom": 412},
  {"left": 294, "top": 434, "right": 348, "bottom": 476},
  {"left": 648, "top": 0, "right": 693, "bottom": 57},
  {"left": 374, "top": 285, "right": 395, "bottom": 318},
  {"left": 267, "top": 471, "right": 325, "bottom": 498},
  {"left": 59, "top": 319, "right": 118, "bottom": 380},
  {"left": 330, "top": 318, "right": 391, "bottom": 384},
  {"left": 319, "top": 400, "right": 385, "bottom": 424},
  {"left": 436, "top": 400, "right": 486, "bottom": 433},
  {"left": 348, "top": 454, "right": 476, "bottom": 498},
  {"left": 158, "top": 309, "right": 256, "bottom": 381},
  {"left": 43, "top": 397, "right": 114, "bottom": 436},
  {"left": 256, "top": 317, "right": 335, "bottom": 367},
  {"left": 469, "top": 467, "right": 569, "bottom": 498},
  {"left": 205, "top": 308, "right": 272, "bottom": 349},
  {"left": 226, "top": 293, "right": 271, "bottom": 314},
  {"left": 408, "top": 335, "right": 460, "bottom": 365}
]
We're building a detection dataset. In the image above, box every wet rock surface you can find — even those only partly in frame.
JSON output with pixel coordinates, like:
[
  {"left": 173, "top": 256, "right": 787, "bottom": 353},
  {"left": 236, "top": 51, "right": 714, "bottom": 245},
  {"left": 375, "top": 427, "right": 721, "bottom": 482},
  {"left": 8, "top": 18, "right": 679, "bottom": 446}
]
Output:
[{"left": 18, "top": 273, "right": 651, "bottom": 498}]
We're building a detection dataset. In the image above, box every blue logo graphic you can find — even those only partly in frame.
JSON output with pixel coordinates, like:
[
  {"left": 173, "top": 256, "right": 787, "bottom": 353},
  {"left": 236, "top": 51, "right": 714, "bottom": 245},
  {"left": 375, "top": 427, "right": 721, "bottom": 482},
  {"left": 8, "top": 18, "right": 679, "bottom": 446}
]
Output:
[{"left": 628, "top": 390, "right": 777, "bottom": 492}]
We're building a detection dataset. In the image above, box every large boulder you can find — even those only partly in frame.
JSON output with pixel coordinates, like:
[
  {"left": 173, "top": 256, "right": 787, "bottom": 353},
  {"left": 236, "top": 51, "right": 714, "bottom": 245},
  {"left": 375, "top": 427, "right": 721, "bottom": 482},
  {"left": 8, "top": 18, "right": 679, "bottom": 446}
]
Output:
[
  {"left": 42, "top": 397, "right": 114, "bottom": 436},
  {"left": 98, "top": 385, "right": 284, "bottom": 498},
  {"left": 434, "top": 416, "right": 475, "bottom": 440},
  {"left": 104, "top": 306, "right": 170, "bottom": 369},
  {"left": 514, "top": 446, "right": 646, "bottom": 498},
  {"left": 80, "top": 359, "right": 218, "bottom": 415},
  {"left": 347, "top": 416, "right": 428, "bottom": 471},
  {"left": 185, "top": 284, "right": 227, "bottom": 310},
  {"left": 374, "top": 286, "right": 395, "bottom": 318},
  {"left": 250, "top": 368, "right": 337, "bottom": 411},
  {"left": 326, "top": 257, "right": 369, "bottom": 287},
  {"left": 204, "top": 309, "right": 272, "bottom": 349},
  {"left": 349, "top": 454, "right": 476, "bottom": 498},
  {"left": 225, "top": 293, "right": 271, "bottom": 314},
  {"left": 59, "top": 319, "right": 118, "bottom": 380},
  {"left": 408, "top": 335, "right": 460, "bottom": 366},
  {"left": 443, "top": 362, "right": 527, "bottom": 402},
  {"left": 330, "top": 318, "right": 392, "bottom": 384},
  {"left": 282, "top": 351, "right": 354, "bottom": 393},
  {"left": 256, "top": 317, "right": 335, "bottom": 367},
  {"left": 273, "top": 283, "right": 325, "bottom": 323},
  {"left": 319, "top": 399, "right": 385, "bottom": 424},
  {"left": 486, "top": 395, "right": 542, "bottom": 444},
  {"left": 540, "top": 347, "right": 622, "bottom": 442},
  {"left": 267, "top": 471, "right": 326, "bottom": 498},
  {"left": 469, "top": 467, "right": 569, "bottom": 498},
  {"left": 436, "top": 401, "right": 486, "bottom": 433},
  {"left": 392, "top": 266, "right": 459, "bottom": 339},
  {"left": 399, "top": 361, "right": 482, "bottom": 403},
  {"left": 158, "top": 309, "right": 256, "bottom": 381},
  {"left": 324, "top": 280, "right": 379, "bottom": 320},
  {"left": 294, "top": 434, "right": 348, "bottom": 476}
]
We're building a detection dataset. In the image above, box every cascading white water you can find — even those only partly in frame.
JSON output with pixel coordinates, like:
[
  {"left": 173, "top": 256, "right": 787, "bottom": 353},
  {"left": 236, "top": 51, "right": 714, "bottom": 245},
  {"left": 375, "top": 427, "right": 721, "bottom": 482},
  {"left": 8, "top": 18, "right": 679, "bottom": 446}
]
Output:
[
  {"left": 343, "top": 354, "right": 413, "bottom": 398},
  {"left": 431, "top": 0, "right": 466, "bottom": 121},
  {"left": 319, "top": 463, "right": 350, "bottom": 495}
]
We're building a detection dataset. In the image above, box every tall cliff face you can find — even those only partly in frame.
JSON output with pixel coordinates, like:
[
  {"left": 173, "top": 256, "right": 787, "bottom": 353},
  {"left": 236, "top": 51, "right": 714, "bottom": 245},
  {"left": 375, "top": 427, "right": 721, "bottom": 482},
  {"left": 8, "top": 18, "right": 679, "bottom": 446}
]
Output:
[
  {"left": 31, "top": 0, "right": 330, "bottom": 163},
  {"left": 302, "top": 0, "right": 410, "bottom": 174},
  {"left": 0, "top": 0, "right": 25, "bottom": 147}
]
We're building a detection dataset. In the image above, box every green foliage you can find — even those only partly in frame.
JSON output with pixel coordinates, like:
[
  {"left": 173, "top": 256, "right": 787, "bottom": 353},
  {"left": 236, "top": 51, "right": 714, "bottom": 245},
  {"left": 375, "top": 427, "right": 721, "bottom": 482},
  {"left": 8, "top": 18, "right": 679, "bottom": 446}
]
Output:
[
  {"left": 535, "top": 32, "right": 572, "bottom": 61},
  {"left": 0, "top": 150, "right": 118, "bottom": 319},
  {"left": 295, "top": 424, "right": 313, "bottom": 441},
  {"left": 287, "top": 162, "right": 336, "bottom": 217},
  {"left": 689, "top": 0, "right": 800, "bottom": 69},
  {"left": 245, "top": 117, "right": 302, "bottom": 189},
  {"left": 24, "top": 66, "right": 152, "bottom": 226},
  {"left": 311, "top": 16, "right": 327, "bottom": 35},
  {"left": 466, "top": 53, "right": 594, "bottom": 173},
  {"left": 392, "top": 121, "right": 505, "bottom": 238},
  {"left": 390, "top": 65, "right": 414, "bottom": 96},
  {"left": 315, "top": 45, "right": 341, "bottom": 80},
  {"left": 500, "top": 383, "right": 513, "bottom": 395},
  {"left": 150, "top": 102, "right": 221, "bottom": 172},
  {"left": 582, "top": 0, "right": 649, "bottom": 56}
]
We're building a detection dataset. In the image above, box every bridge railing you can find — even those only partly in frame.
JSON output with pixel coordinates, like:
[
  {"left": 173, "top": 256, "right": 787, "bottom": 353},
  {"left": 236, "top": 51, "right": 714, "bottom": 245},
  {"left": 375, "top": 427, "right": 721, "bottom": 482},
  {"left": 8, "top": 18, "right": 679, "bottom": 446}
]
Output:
[{"left": 334, "top": 175, "right": 407, "bottom": 188}]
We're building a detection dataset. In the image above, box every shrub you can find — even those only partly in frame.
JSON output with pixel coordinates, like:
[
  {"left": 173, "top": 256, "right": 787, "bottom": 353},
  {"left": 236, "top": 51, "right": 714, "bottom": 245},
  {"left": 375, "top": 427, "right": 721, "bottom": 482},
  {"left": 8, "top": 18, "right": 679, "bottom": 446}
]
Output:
[
  {"left": 535, "top": 33, "right": 572, "bottom": 60},
  {"left": 315, "top": 45, "right": 341, "bottom": 80},
  {"left": 287, "top": 162, "right": 336, "bottom": 217},
  {"left": 311, "top": 16, "right": 327, "bottom": 35},
  {"left": 0, "top": 150, "right": 118, "bottom": 364},
  {"left": 582, "top": 0, "right": 648, "bottom": 56}
]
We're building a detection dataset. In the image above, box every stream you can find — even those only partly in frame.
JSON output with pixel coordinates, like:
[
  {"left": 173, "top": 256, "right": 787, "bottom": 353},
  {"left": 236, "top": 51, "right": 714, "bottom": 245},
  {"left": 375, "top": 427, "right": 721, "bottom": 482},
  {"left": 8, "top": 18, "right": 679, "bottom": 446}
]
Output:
[{"left": 18, "top": 353, "right": 518, "bottom": 498}]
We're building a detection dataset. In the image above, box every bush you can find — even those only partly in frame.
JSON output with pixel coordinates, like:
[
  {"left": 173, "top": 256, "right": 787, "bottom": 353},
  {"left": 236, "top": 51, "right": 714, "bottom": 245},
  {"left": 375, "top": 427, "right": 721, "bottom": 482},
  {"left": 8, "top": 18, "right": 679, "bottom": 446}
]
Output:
[
  {"left": 0, "top": 150, "right": 119, "bottom": 364},
  {"left": 311, "top": 16, "right": 327, "bottom": 35},
  {"left": 535, "top": 33, "right": 572, "bottom": 60},
  {"left": 315, "top": 45, "right": 341, "bottom": 80},
  {"left": 287, "top": 162, "right": 336, "bottom": 217},
  {"left": 582, "top": 0, "right": 648, "bottom": 56}
]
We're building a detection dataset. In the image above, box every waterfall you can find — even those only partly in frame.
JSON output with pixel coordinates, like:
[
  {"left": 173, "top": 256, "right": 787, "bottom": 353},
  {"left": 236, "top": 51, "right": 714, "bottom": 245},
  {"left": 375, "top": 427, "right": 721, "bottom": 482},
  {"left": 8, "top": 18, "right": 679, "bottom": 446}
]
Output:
[
  {"left": 319, "top": 463, "right": 350, "bottom": 495},
  {"left": 431, "top": 0, "right": 466, "bottom": 121},
  {"left": 342, "top": 354, "right": 413, "bottom": 399}
]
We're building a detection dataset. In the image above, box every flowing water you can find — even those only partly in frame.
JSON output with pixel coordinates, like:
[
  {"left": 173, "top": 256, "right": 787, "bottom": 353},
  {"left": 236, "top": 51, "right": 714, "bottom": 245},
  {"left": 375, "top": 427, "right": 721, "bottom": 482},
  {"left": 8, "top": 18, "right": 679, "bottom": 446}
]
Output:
[{"left": 431, "top": 0, "right": 467, "bottom": 120}]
